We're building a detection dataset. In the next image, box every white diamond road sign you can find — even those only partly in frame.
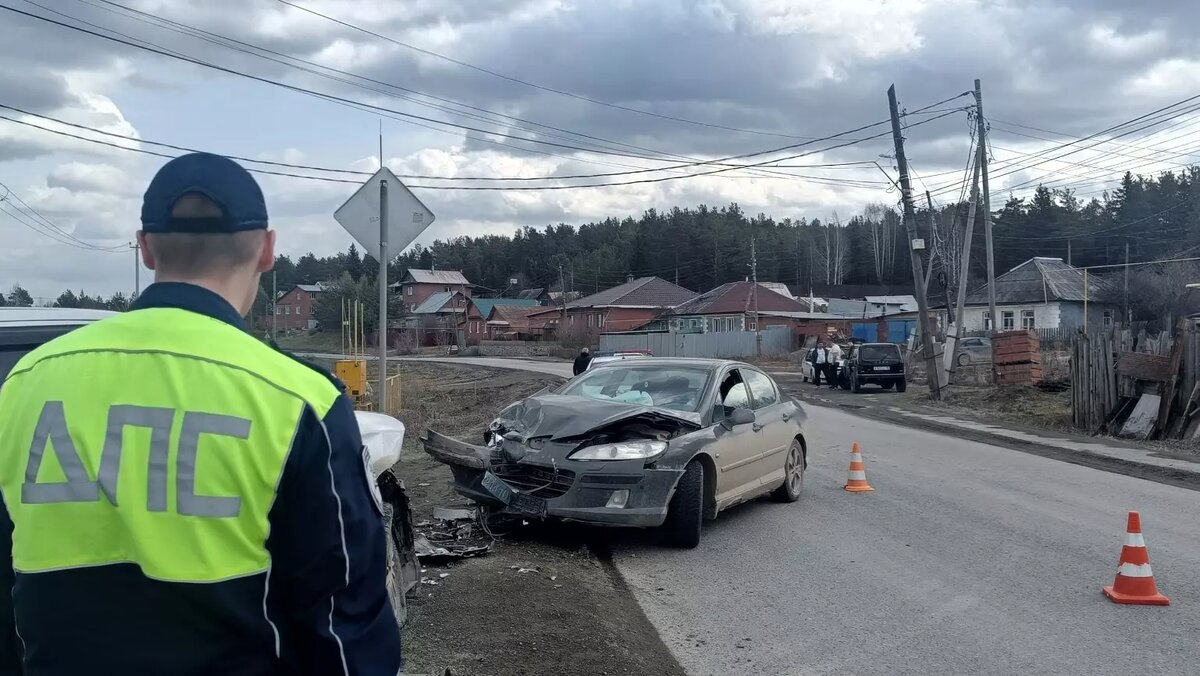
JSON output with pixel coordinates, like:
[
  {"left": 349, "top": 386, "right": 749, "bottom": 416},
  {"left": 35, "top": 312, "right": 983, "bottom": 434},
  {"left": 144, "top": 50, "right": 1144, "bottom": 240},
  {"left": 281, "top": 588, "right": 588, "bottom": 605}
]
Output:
[{"left": 333, "top": 167, "right": 436, "bottom": 262}]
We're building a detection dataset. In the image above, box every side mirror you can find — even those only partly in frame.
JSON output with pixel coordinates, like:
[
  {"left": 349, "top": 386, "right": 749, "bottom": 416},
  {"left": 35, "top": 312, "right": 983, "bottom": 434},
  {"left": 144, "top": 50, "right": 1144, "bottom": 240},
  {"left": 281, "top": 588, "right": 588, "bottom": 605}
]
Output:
[{"left": 724, "top": 407, "right": 756, "bottom": 429}]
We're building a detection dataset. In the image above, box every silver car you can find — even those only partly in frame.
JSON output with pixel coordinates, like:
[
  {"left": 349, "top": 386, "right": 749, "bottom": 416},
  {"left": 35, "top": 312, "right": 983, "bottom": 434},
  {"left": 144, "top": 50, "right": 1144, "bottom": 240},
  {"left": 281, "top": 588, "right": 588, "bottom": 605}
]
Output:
[
  {"left": 955, "top": 336, "right": 992, "bottom": 366},
  {"left": 424, "top": 358, "right": 809, "bottom": 548}
]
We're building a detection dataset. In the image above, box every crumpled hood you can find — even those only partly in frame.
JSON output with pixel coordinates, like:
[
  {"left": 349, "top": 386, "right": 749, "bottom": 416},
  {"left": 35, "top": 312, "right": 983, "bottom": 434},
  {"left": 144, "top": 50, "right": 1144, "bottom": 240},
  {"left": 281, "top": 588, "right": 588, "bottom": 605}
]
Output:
[{"left": 496, "top": 394, "right": 702, "bottom": 440}]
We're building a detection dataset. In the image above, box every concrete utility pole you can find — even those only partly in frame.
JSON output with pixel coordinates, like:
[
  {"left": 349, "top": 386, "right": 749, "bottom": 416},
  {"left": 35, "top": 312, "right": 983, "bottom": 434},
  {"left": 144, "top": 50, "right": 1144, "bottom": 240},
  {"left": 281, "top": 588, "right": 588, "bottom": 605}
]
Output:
[
  {"left": 751, "top": 238, "right": 761, "bottom": 357},
  {"left": 888, "top": 84, "right": 941, "bottom": 400},
  {"left": 949, "top": 152, "right": 982, "bottom": 372},
  {"left": 271, "top": 269, "right": 277, "bottom": 340},
  {"left": 974, "top": 79, "right": 999, "bottom": 342},
  {"left": 130, "top": 241, "right": 140, "bottom": 301},
  {"left": 378, "top": 178, "right": 389, "bottom": 412},
  {"left": 558, "top": 263, "right": 567, "bottom": 335}
]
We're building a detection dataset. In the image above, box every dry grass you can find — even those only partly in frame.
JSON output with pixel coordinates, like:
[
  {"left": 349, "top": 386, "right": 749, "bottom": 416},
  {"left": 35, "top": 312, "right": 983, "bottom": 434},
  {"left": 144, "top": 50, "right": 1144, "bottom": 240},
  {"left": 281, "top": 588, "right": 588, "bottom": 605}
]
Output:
[{"left": 936, "top": 385, "right": 1072, "bottom": 430}]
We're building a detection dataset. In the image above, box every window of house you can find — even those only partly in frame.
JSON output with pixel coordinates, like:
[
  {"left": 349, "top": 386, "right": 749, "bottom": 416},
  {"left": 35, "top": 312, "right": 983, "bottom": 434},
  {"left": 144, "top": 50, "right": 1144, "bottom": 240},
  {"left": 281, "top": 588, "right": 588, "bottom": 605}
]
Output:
[
  {"left": 1103, "top": 310, "right": 1114, "bottom": 328},
  {"left": 1021, "top": 310, "right": 1035, "bottom": 330},
  {"left": 406, "top": 286, "right": 413, "bottom": 296},
  {"left": 982, "top": 310, "right": 991, "bottom": 331},
  {"left": 1001, "top": 310, "right": 1015, "bottom": 331}
]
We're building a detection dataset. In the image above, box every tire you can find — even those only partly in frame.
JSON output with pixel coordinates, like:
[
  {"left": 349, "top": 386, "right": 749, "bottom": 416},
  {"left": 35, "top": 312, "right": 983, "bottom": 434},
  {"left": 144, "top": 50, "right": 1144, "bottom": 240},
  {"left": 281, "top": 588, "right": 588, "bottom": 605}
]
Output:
[
  {"left": 896, "top": 378, "right": 908, "bottom": 393},
  {"left": 850, "top": 375, "right": 861, "bottom": 393},
  {"left": 662, "top": 461, "right": 704, "bottom": 548},
  {"left": 957, "top": 353, "right": 970, "bottom": 367},
  {"left": 772, "top": 440, "right": 804, "bottom": 503}
]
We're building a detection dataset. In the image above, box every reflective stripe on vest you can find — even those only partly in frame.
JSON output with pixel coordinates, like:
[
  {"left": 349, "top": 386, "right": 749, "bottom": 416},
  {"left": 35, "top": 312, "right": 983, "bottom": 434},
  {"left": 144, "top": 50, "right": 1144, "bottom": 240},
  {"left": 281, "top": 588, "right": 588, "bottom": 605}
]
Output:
[{"left": 0, "top": 308, "right": 339, "bottom": 582}]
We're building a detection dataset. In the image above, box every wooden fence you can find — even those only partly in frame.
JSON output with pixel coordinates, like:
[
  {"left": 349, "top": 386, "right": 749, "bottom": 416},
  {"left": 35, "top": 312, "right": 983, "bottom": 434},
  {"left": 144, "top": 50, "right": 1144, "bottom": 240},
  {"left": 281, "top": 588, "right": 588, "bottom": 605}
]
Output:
[{"left": 1070, "top": 323, "right": 1200, "bottom": 438}]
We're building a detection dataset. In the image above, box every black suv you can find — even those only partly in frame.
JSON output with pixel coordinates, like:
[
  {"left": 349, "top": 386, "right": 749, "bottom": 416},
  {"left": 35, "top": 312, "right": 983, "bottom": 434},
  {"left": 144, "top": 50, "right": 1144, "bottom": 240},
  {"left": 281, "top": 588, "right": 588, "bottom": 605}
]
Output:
[{"left": 841, "top": 342, "right": 906, "bottom": 393}]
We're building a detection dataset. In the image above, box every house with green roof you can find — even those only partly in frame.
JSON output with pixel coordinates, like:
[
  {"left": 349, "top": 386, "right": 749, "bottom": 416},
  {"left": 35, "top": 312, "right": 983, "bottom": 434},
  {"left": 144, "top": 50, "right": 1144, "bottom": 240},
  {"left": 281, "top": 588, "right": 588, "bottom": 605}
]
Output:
[{"left": 461, "top": 297, "right": 540, "bottom": 343}]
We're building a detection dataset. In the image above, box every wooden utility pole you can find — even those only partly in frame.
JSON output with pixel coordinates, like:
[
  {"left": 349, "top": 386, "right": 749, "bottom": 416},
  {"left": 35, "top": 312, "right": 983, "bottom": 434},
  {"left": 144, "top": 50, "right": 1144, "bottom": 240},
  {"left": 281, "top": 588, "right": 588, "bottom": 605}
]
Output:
[
  {"left": 975, "top": 79, "right": 998, "bottom": 341},
  {"left": 271, "top": 269, "right": 277, "bottom": 340},
  {"left": 130, "top": 242, "right": 140, "bottom": 301},
  {"left": 751, "top": 238, "right": 761, "bottom": 357},
  {"left": 888, "top": 84, "right": 941, "bottom": 400},
  {"left": 949, "top": 152, "right": 982, "bottom": 372}
]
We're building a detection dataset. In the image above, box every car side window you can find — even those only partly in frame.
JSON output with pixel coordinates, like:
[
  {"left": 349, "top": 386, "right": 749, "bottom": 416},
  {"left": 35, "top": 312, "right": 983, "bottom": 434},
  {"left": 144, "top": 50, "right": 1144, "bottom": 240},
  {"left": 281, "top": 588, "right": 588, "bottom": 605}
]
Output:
[
  {"left": 715, "top": 370, "right": 752, "bottom": 419},
  {"left": 742, "top": 370, "right": 779, "bottom": 409}
]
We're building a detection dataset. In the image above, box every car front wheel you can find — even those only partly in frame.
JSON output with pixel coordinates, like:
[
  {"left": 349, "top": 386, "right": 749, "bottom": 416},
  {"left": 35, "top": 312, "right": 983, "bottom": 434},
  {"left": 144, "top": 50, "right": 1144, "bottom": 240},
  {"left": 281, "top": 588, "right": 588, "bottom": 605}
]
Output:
[
  {"left": 897, "top": 378, "right": 908, "bottom": 393},
  {"left": 662, "top": 461, "right": 704, "bottom": 548},
  {"left": 957, "top": 353, "right": 970, "bottom": 366},
  {"left": 772, "top": 440, "right": 804, "bottom": 503}
]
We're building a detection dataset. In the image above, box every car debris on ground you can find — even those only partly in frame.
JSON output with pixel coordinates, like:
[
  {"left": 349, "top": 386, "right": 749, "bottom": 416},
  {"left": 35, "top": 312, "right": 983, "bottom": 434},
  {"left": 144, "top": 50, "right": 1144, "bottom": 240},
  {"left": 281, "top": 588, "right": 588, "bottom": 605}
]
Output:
[{"left": 413, "top": 504, "right": 496, "bottom": 563}]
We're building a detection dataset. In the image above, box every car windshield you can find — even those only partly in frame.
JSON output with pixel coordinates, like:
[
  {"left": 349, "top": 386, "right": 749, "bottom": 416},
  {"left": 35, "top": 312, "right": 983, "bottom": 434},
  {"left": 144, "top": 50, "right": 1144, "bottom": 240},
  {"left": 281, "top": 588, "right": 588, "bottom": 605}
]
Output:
[
  {"left": 860, "top": 345, "right": 901, "bottom": 361},
  {"left": 561, "top": 365, "right": 711, "bottom": 412}
]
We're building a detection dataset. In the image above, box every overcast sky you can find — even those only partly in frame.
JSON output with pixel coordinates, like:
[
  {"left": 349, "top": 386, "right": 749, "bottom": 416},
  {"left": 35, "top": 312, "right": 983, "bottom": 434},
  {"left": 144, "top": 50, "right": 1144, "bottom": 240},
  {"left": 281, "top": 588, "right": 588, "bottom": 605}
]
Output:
[{"left": 2, "top": 0, "right": 1198, "bottom": 300}]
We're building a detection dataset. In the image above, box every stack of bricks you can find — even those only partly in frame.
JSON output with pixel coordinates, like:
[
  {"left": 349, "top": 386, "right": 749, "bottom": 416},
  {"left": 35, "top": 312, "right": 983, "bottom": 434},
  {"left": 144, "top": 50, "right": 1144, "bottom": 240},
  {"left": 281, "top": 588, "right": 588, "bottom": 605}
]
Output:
[{"left": 992, "top": 330, "right": 1043, "bottom": 385}]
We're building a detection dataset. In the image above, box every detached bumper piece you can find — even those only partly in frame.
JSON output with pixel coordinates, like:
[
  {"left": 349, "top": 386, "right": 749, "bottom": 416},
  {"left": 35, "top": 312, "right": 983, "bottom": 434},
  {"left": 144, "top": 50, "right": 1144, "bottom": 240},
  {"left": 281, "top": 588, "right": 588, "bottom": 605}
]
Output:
[{"left": 422, "top": 430, "right": 683, "bottom": 528}]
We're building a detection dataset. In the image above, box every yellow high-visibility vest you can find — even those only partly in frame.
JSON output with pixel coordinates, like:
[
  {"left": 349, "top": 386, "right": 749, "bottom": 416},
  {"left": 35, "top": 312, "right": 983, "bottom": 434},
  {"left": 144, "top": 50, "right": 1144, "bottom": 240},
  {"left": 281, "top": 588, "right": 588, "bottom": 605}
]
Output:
[{"left": 0, "top": 308, "right": 339, "bottom": 582}]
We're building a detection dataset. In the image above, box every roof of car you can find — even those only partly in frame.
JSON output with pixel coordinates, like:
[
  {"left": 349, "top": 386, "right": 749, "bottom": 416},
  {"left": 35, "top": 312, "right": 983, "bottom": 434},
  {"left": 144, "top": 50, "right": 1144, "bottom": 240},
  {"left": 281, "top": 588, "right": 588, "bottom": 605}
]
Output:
[
  {"left": 0, "top": 307, "right": 116, "bottom": 327},
  {"left": 587, "top": 356, "right": 749, "bottom": 370}
]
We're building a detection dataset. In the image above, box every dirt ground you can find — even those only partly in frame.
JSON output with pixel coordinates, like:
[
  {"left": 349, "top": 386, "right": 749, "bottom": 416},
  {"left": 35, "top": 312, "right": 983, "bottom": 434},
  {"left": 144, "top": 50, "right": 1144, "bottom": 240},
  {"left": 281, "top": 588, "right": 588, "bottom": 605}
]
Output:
[
  {"left": 378, "top": 362, "right": 685, "bottom": 676},
  {"left": 926, "top": 385, "right": 1073, "bottom": 431}
]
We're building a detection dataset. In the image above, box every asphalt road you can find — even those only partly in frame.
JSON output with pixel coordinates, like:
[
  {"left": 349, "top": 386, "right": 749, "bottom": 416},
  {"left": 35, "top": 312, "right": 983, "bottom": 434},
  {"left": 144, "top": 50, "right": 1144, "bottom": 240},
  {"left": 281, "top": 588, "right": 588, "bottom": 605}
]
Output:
[{"left": 612, "top": 405, "right": 1200, "bottom": 676}]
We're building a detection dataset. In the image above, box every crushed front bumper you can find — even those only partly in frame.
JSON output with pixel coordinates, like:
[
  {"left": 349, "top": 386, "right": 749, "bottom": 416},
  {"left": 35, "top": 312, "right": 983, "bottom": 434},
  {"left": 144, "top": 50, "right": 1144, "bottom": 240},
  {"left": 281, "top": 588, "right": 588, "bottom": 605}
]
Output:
[{"left": 422, "top": 430, "right": 683, "bottom": 527}]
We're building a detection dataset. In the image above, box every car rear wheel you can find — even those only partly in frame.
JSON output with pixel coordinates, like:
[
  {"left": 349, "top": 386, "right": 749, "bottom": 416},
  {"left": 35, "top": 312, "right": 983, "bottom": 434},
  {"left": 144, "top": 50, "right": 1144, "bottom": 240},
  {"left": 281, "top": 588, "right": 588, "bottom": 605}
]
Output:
[
  {"left": 957, "top": 352, "right": 970, "bottom": 366},
  {"left": 662, "top": 461, "right": 704, "bottom": 548},
  {"left": 772, "top": 440, "right": 804, "bottom": 503}
]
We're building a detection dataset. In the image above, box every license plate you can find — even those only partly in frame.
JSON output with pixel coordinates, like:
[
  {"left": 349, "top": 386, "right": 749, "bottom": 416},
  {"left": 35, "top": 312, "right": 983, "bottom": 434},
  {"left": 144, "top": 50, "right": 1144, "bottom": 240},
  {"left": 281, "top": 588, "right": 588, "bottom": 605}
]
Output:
[
  {"left": 873, "top": 366, "right": 890, "bottom": 371},
  {"left": 482, "top": 472, "right": 515, "bottom": 504}
]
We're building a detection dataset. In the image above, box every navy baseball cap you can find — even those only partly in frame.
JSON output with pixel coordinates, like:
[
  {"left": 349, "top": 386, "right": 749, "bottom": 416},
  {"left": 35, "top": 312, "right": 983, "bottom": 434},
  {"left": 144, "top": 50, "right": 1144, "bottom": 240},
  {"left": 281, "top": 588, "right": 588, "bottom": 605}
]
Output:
[{"left": 141, "top": 152, "right": 268, "bottom": 233}]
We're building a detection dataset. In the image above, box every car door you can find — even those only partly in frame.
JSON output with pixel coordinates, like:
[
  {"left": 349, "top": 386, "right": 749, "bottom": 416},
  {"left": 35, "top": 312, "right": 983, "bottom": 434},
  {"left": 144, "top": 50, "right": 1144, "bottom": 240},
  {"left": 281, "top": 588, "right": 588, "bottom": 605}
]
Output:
[
  {"left": 741, "top": 369, "right": 795, "bottom": 490},
  {"left": 708, "top": 368, "right": 761, "bottom": 506}
]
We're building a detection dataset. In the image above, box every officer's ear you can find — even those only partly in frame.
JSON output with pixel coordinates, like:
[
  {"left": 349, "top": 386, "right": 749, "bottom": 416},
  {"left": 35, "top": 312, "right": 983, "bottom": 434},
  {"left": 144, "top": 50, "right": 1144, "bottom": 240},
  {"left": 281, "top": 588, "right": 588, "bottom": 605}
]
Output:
[
  {"left": 256, "top": 229, "right": 276, "bottom": 274},
  {"left": 137, "top": 230, "right": 158, "bottom": 271}
]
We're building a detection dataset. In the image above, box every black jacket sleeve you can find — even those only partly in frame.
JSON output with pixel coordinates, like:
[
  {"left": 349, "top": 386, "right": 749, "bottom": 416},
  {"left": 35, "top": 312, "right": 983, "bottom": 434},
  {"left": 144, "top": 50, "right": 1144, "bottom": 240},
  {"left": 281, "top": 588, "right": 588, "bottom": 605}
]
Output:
[
  {"left": 0, "top": 490, "right": 21, "bottom": 675},
  {"left": 265, "top": 395, "right": 402, "bottom": 675}
]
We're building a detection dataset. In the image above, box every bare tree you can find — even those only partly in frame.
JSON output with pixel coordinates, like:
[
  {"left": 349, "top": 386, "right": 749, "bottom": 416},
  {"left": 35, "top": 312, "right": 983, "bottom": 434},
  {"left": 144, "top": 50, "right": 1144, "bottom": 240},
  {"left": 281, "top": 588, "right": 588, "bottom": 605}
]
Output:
[
  {"left": 864, "top": 203, "right": 898, "bottom": 284},
  {"left": 815, "top": 214, "right": 849, "bottom": 285},
  {"left": 1127, "top": 261, "right": 1200, "bottom": 330}
]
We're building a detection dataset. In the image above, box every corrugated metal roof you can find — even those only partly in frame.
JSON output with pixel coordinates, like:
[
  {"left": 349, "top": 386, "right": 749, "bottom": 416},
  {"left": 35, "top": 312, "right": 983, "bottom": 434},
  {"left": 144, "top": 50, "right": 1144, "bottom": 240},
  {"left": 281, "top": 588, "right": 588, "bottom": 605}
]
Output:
[
  {"left": 565, "top": 276, "right": 696, "bottom": 309},
  {"left": 965, "top": 257, "right": 1118, "bottom": 305},
  {"left": 403, "top": 269, "right": 470, "bottom": 285},
  {"left": 412, "top": 291, "right": 456, "bottom": 314},
  {"left": 667, "top": 281, "right": 808, "bottom": 316},
  {"left": 864, "top": 295, "right": 915, "bottom": 305},
  {"left": 470, "top": 298, "right": 539, "bottom": 318},
  {"left": 296, "top": 284, "right": 324, "bottom": 293},
  {"left": 826, "top": 298, "right": 877, "bottom": 317}
]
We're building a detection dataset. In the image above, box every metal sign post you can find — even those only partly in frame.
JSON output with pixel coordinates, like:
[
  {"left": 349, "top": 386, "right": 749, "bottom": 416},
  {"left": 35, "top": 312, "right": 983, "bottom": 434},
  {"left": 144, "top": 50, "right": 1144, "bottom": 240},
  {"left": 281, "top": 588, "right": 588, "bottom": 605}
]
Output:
[
  {"left": 378, "top": 179, "right": 388, "bottom": 411},
  {"left": 334, "top": 167, "right": 436, "bottom": 414}
]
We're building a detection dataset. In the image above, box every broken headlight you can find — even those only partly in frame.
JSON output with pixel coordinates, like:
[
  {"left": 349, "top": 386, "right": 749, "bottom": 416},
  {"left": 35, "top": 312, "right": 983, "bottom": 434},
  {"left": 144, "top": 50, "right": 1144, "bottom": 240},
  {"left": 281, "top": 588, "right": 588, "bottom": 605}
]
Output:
[{"left": 569, "top": 440, "right": 667, "bottom": 461}]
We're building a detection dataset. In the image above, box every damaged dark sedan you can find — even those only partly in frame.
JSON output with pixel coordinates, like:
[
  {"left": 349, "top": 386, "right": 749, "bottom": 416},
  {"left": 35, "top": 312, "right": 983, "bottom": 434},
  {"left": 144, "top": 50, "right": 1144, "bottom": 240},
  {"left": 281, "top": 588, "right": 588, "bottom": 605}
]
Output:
[{"left": 423, "top": 358, "right": 808, "bottom": 547}]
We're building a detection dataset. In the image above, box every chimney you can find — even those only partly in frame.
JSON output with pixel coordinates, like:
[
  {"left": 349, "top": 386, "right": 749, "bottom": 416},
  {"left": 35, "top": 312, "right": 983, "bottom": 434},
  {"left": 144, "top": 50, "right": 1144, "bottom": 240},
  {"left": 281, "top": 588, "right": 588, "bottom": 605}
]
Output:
[{"left": 626, "top": 274, "right": 634, "bottom": 283}]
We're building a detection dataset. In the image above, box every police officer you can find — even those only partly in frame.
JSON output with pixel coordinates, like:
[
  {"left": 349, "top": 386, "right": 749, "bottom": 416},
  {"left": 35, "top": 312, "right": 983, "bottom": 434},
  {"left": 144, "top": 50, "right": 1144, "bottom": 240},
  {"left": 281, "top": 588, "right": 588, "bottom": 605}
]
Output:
[{"left": 0, "top": 153, "right": 403, "bottom": 675}]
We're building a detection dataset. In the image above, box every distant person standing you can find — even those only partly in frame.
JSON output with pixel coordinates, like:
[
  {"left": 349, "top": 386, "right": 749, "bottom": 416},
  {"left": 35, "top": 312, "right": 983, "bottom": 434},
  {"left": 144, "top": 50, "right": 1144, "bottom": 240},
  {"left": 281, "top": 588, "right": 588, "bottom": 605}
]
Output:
[
  {"left": 827, "top": 341, "right": 844, "bottom": 389},
  {"left": 573, "top": 347, "right": 592, "bottom": 375},
  {"left": 810, "top": 340, "right": 829, "bottom": 386}
]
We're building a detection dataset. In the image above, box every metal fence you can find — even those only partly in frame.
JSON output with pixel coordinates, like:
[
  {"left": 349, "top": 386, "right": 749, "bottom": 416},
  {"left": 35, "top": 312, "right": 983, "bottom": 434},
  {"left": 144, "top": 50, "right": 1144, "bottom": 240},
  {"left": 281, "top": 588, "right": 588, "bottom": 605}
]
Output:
[{"left": 599, "top": 328, "right": 793, "bottom": 358}]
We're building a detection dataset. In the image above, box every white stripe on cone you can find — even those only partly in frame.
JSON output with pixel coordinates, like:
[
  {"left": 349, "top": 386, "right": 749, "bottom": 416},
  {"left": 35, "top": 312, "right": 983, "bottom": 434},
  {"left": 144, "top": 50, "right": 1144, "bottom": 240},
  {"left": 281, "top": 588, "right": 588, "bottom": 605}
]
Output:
[
  {"left": 1124, "top": 533, "right": 1146, "bottom": 547},
  {"left": 850, "top": 453, "right": 863, "bottom": 462},
  {"left": 1117, "top": 562, "right": 1154, "bottom": 578},
  {"left": 848, "top": 470, "right": 867, "bottom": 481}
]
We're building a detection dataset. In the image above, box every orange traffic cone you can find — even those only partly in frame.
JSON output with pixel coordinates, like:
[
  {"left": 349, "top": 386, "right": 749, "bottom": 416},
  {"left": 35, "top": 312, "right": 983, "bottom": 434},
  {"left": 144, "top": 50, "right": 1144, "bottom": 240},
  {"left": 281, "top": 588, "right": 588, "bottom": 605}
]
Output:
[
  {"left": 1102, "top": 511, "right": 1169, "bottom": 606},
  {"left": 843, "top": 442, "right": 875, "bottom": 492}
]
